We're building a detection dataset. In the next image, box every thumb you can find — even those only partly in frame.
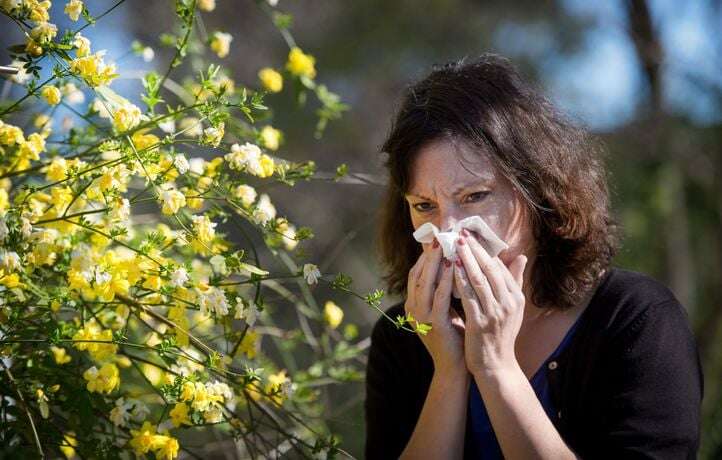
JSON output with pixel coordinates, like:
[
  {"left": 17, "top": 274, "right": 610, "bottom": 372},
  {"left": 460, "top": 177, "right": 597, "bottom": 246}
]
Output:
[{"left": 510, "top": 254, "right": 528, "bottom": 289}]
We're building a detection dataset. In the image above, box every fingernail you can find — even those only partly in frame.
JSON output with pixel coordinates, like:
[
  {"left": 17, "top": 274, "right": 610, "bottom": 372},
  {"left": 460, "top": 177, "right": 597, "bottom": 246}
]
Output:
[
  {"left": 455, "top": 259, "right": 462, "bottom": 267},
  {"left": 443, "top": 258, "right": 451, "bottom": 268},
  {"left": 457, "top": 237, "right": 464, "bottom": 245},
  {"left": 432, "top": 239, "right": 439, "bottom": 249}
]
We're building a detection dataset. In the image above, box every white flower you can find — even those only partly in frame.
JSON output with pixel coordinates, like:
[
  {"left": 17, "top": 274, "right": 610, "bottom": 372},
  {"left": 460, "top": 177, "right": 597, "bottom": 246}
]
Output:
[
  {"left": 202, "top": 122, "right": 224, "bottom": 147},
  {"left": 158, "top": 119, "right": 176, "bottom": 134},
  {"left": 130, "top": 400, "right": 150, "bottom": 420},
  {"left": 30, "top": 22, "right": 58, "bottom": 44},
  {"left": 267, "top": 0, "right": 279, "bottom": 6},
  {"left": 197, "top": 285, "right": 230, "bottom": 316},
  {"left": 1, "top": 250, "right": 21, "bottom": 272},
  {"left": 203, "top": 406, "right": 223, "bottom": 423},
  {"left": 303, "top": 263, "right": 321, "bottom": 285},
  {"left": 8, "top": 60, "right": 29, "bottom": 84},
  {"left": 179, "top": 117, "right": 203, "bottom": 137},
  {"left": 188, "top": 157, "right": 205, "bottom": 175},
  {"left": 72, "top": 32, "right": 91, "bottom": 57},
  {"left": 225, "top": 142, "right": 261, "bottom": 172},
  {"left": 252, "top": 193, "right": 276, "bottom": 226},
  {"left": 173, "top": 154, "right": 189, "bottom": 174},
  {"left": 20, "top": 217, "right": 33, "bottom": 238},
  {"left": 64, "top": 0, "right": 83, "bottom": 21},
  {"left": 91, "top": 98, "right": 112, "bottom": 119},
  {"left": 141, "top": 46, "right": 154, "bottom": 62},
  {"left": 209, "top": 254, "right": 227, "bottom": 275},
  {"left": 170, "top": 267, "right": 189, "bottom": 288},
  {"left": 0, "top": 217, "right": 9, "bottom": 242},
  {"left": 234, "top": 297, "right": 259, "bottom": 326},
  {"left": 109, "top": 397, "right": 133, "bottom": 427},
  {"left": 94, "top": 269, "right": 112, "bottom": 285},
  {"left": 61, "top": 82, "right": 85, "bottom": 105},
  {"left": 233, "top": 184, "right": 257, "bottom": 207},
  {"left": 110, "top": 198, "right": 130, "bottom": 223}
]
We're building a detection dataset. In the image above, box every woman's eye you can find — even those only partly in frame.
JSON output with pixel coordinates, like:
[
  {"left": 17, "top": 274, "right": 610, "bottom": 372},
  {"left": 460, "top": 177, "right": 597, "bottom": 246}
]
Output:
[
  {"left": 465, "top": 191, "right": 489, "bottom": 203},
  {"left": 413, "top": 202, "right": 434, "bottom": 213}
]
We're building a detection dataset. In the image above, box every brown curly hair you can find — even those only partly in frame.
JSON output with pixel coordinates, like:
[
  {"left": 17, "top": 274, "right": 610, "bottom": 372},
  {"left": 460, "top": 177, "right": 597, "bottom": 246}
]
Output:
[{"left": 376, "top": 53, "right": 621, "bottom": 311}]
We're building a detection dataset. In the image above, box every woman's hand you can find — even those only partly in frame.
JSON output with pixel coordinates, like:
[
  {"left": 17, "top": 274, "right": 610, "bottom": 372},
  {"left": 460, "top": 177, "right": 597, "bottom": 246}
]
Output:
[
  {"left": 405, "top": 239, "right": 467, "bottom": 377},
  {"left": 453, "top": 227, "right": 528, "bottom": 378}
]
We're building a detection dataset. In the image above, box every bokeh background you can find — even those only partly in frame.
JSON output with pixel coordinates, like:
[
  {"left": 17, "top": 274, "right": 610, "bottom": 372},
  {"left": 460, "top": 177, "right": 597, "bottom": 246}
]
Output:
[{"left": 2, "top": 0, "right": 721, "bottom": 458}]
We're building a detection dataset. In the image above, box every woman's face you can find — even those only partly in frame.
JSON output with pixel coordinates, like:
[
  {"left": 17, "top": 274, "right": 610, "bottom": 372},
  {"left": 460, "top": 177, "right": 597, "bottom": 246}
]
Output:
[{"left": 404, "top": 137, "right": 535, "bottom": 271}]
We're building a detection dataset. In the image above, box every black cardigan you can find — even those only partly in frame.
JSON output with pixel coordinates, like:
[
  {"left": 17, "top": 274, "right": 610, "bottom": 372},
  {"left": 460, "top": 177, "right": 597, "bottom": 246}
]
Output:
[{"left": 364, "top": 266, "right": 704, "bottom": 459}]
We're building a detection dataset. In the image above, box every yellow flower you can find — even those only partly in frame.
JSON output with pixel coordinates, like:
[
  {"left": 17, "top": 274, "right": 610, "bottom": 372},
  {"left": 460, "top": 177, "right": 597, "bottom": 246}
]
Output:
[
  {"left": 286, "top": 47, "right": 316, "bottom": 79},
  {"left": 65, "top": 0, "right": 83, "bottom": 21},
  {"left": 265, "top": 369, "right": 290, "bottom": 405},
  {"left": 70, "top": 51, "right": 117, "bottom": 87},
  {"left": 258, "top": 67, "right": 283, "bottom": 93},
  {"left": 83, "top": 362, "right": 120, "bottom": 394},
  {"left": 260, "top": 125, "right": 281, "bottom": 151},
  {"left": 160, "top": 188, "right": 186, "bottom": 215},
  {"left": 28, "top": 0, "right": 51, "bottom": 22},
  {"left": 0, "top": 121, "right": 25, "bottom": 146},
  {"left": 179, "top": 381, "right": 196, "bottom": 402},
  {"left": 73, "top": 32, "right": 91, "bottom": 57},
  {"left": 323, "top": 300, "right": 344, "bottom": 329},
  {"left": 41, "top": 85, "right": 61, "bottom": 105},
  {"left": 19, "top": 132, "right": 46, "bottom": 161},
  {"left": 257, "top": 154, "right": 275, "bottom": 178},
  {"left": 60, "top": 431, "right": 77, "bottom": 459},
  {"left": 129, "top": 421, "right": 158, "bottom": 454},
  {"left": 50, "top": 345, "right": 72, "bottom": 364},
  {"left": 45, "top": 157, "right": 68, "bottom": 181},
  {"left": 72, "top": 320, "right": 119, "bottom": 362},
  {"left": 237, "top": 330, "right": 258, "bottom": 359},
  {"left": 191, "top": 215, "right": 217, "bottom": 252},
  {"left": 198, "top": 0, "right": 215, "bottom": 11},
  {"left": 169, "top": 402, "right": 191, "bottom": 427},
  {"left": 130, "top": 131, "right": 160, "bottom": 152},
  {"left": 156, "top": 436, "right": 180, "bottom": 460},
  {"left": 113, "top": 103, "right": 142, "bottom": 132},
  {"left": 209, "top": 31, "right": 232, "bottom": 58}
]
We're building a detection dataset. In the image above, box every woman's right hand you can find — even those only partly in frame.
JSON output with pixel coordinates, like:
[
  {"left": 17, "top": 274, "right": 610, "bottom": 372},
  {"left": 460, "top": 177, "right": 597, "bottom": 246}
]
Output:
[{"left": 405, "top": 239, "right": 467, "bottom": 377}]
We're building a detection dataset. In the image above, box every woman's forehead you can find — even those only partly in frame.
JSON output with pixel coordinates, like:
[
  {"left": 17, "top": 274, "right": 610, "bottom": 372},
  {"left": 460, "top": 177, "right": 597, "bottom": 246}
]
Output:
[{"left": 408, "top": 139, "right": 497, "bottom": 195}]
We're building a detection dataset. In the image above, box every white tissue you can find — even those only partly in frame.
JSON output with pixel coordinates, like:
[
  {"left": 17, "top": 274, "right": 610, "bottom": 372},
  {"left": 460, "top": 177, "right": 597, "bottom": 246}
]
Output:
[
  {"left": 413, "top": 215, "right": 509, "bottom": 299},
  {"left": 413, "top": 215, "right": 508, "bottom": 260}
]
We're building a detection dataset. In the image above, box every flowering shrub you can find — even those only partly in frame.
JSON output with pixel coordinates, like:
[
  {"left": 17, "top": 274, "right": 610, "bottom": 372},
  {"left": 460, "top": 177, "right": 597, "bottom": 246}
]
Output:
[{"left": 0, "top": 1, "right": 433, "bottom": 458}]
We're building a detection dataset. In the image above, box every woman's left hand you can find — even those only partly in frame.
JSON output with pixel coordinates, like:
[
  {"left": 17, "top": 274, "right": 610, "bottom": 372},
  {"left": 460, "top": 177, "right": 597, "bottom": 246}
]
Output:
[{"left": 453, "top": 227, "right": 528, "bottom": 378}]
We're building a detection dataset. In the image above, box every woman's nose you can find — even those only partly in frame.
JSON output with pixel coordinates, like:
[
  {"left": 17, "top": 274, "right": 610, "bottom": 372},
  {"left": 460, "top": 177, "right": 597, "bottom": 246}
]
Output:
[{"left": 437, "top": 209, "right": 464, "bottom": 232}]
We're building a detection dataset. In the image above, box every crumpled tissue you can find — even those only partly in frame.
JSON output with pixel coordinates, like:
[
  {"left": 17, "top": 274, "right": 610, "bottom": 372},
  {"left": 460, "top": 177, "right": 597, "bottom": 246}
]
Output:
[{"left": 413, "top": 215, "right": 509, "bottom": 299}]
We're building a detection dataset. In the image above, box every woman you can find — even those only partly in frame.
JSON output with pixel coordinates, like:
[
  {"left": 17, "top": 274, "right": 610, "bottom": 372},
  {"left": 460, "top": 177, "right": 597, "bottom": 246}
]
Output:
[{"left": 365, "top": 54, "right": 703, "bottom": 459}]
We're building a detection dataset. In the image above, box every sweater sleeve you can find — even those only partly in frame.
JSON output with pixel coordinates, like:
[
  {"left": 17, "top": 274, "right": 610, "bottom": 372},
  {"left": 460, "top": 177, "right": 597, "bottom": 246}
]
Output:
[
  {"left": 591, "top": 299, "right": 704, "bottom": 459},
  {"left": 364, "top": 310, "right": 408, "bottom": 460}
]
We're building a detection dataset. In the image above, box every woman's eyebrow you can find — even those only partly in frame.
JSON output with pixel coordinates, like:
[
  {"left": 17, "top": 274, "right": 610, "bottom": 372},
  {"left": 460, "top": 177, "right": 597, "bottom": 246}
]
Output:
[{"left": 407, "top": 180, "right": 489, "bottom": 200}]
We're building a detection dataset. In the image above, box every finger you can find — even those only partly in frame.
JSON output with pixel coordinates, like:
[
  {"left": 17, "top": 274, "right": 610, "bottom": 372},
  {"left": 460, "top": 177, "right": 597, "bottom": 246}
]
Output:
[
  {"left": 462, "top": 229, "right": 510, "bottom": 302},
  {"left": 449, "top": 303, "right": 466, "bottom": 334},
  {"left": 431, "top": 258, "right": 453, "bottom": 321},
  {"left": 418, "top": 243, "right": 443, "bottom": 316},
  {"left": 406, "top": 252, "right": 427, "bottom": 314},
  {"left": 453, "top": 262, "right": 485, "bottom": 323},
  {"left": 510, "top": 254, "right": 528, "bottom": 290},
  {"left": 455, "top": 235, "right": 496, "bottom": 308}
]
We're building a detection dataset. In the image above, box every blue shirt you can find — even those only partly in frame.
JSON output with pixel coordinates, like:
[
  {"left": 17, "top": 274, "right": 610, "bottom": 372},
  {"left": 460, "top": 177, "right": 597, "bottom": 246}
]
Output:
[{"left": 466, "top": 315, "right": 583, "bottom": 459}]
